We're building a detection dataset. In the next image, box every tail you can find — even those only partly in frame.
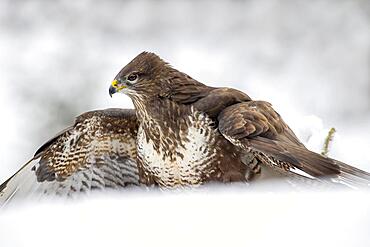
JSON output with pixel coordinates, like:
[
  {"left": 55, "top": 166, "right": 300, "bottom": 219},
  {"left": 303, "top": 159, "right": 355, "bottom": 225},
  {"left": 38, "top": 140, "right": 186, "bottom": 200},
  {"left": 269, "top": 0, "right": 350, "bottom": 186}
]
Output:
[
  {"left": 287, "top": 147, "right": 370, "bottom": 188},
  {"left": 330, "top": 161, "right": 370, "bottom": 188},
  {"left": 282, "top": 144, "right": 370, "bottom": 188},
  {"left": 283, "top": 148, "right": 370, "bottom": 188},
  {"left": 249, "top": 137, "right": 370, "bottom": 189}
]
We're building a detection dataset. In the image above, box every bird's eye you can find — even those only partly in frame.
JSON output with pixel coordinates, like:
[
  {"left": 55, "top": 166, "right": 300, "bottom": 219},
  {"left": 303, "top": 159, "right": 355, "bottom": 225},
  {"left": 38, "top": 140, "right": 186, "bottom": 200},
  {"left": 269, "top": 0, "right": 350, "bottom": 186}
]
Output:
[{"left": 127, "top": 74, "right": 138, "bottom": 82}]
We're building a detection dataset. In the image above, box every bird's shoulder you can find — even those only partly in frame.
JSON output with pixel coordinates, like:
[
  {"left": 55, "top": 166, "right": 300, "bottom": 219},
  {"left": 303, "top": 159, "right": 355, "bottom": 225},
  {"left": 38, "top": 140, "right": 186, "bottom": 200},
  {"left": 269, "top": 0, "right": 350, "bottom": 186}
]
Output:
[
  {"left": 217, "top": 100, "right": 302, "bottom": 145},
  {"left": 192, "top": 87, "right": 252, "bottom": 119}
]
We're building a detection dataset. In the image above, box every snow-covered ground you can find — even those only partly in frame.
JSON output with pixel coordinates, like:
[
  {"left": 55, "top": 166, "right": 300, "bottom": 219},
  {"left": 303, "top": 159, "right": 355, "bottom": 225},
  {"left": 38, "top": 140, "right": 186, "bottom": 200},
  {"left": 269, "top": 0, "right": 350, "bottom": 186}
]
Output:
[
  {"left": 1, "top": 188, "right": 370, "bottom": 247},
  {"left": 0, "top": 1, "right": 370, "bottom": 246}
]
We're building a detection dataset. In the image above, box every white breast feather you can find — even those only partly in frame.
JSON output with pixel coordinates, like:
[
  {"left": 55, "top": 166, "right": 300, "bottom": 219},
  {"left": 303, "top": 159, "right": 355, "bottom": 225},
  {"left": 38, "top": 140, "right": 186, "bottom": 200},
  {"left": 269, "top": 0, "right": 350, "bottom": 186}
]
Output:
[{"left": 137, "top": 111, "right": 217, "bottom": 186}]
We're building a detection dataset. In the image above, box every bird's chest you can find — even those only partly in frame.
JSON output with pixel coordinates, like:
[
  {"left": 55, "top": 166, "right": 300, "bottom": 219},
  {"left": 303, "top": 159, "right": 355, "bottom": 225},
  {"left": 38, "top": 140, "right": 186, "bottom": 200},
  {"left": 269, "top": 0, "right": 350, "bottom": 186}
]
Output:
[{"left": 136, "top": 112, "right": 219, "bottom": 187}]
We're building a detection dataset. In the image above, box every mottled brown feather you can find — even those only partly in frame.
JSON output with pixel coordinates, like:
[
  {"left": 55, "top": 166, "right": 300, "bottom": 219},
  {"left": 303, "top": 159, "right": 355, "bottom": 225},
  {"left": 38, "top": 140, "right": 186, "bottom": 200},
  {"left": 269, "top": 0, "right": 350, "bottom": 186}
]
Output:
[
  {"left": 35, "top": 108, "right": 139, "bottom": 182},
  {"left": 193, "top": 87, "right": 252, "bottom": 119},
  {"left": 0, "top": 108, "right": 141, "bottom": 205}
]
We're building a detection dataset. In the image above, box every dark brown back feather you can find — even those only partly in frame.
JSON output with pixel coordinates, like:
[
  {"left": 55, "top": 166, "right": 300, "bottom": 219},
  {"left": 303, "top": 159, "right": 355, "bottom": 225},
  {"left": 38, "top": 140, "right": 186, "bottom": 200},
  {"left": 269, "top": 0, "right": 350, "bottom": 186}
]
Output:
[{"left": 193, "top": 87, "right": 252, "bottom": 119}]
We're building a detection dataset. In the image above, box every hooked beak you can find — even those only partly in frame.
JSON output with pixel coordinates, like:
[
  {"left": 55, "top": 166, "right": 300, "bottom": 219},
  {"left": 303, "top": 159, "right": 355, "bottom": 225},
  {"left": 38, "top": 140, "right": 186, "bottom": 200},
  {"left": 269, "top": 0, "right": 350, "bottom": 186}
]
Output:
[
  {"left": 109, "top": 85, "right": 116, "bottom": 97},
  {"left": 109, "top": 79, "right": 127, "bottom": 97}
]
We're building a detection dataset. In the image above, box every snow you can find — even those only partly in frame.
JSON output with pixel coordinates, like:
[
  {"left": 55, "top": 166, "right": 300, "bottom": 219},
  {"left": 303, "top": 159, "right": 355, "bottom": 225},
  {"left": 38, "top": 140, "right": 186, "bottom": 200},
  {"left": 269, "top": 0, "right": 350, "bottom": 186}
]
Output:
[
  {"left": 0, "top": 0, "right": 370, "bottom": 246},
  {"left": 1, "top": 188, "right": 370, "bottom": 247}
]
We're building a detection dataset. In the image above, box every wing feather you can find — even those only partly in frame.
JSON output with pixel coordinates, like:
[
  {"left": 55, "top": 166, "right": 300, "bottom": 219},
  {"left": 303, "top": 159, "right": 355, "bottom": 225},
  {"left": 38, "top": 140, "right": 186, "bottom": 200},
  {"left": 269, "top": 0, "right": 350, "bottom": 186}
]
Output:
[
  {"left": 0, "top": 108, "right": 140, "bottom": 206},
  {"left": 218, "top": 101, "right": 370, "bottom": 187}
]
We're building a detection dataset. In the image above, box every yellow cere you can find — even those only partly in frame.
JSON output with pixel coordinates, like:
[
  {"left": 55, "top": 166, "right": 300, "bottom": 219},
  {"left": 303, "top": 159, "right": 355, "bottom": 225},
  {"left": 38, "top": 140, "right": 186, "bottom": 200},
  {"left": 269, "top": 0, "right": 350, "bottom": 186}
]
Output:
[{"left": 111, "top": 79, "right": 127, "bottom": 91}]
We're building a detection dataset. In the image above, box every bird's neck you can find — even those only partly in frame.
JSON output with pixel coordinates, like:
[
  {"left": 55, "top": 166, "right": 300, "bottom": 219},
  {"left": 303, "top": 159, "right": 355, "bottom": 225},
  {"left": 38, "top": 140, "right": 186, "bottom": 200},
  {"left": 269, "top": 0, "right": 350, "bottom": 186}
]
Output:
[
  {"left": 134, "top": 97, "right": 196, "bottom": 157},
  {"left": 134, "top": 97, "right": 191, "bottom": 125}
]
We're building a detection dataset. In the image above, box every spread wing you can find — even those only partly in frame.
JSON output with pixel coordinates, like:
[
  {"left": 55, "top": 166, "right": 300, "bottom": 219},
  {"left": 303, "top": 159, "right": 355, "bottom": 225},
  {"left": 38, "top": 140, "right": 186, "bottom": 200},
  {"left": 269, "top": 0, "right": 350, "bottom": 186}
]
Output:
[
  {"left": 0, "top": 108, "right": 140, "bottom": 206},
  {"left": 218, "top": 101, "right": 370, "bottom": 187}
]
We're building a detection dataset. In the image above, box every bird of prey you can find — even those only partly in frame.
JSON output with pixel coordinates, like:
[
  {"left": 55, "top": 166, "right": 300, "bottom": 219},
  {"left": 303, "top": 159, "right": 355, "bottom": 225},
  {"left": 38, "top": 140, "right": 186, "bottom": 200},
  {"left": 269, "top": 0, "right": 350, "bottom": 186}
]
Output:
[
  {"left": 1, "top": 52, "right": 369, "bottom": 206},
  {"left": 0, "top": 109, "right": 140, "bottom": 206},
  {"left": 109, "top": 51, "right": 370, "bottom": 188}
]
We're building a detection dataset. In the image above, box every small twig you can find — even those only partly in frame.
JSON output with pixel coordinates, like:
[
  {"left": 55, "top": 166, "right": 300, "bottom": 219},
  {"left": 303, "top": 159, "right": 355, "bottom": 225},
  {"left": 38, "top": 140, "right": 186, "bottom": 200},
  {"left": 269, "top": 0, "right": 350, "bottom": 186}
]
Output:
[{"left": 321, "top": 127, "right": 336, "bottom": 156}]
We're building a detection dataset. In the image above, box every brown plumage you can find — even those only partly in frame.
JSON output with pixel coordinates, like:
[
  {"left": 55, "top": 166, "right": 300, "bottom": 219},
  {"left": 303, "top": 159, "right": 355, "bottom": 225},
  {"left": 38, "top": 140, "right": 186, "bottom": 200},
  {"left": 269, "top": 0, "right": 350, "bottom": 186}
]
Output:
[
  {"left": 0, "top": 109, "right": 140, "bottom": 206},
  {"left": 2, "top": 52, "right": 369, "bottom": 205},
  {"left": 110, "top": 51, "right": 370, "bottom": 187}
]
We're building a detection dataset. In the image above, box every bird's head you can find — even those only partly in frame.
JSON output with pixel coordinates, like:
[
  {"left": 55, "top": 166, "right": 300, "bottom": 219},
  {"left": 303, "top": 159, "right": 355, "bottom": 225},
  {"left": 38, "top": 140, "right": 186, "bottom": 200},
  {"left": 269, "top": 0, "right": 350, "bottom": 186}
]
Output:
[
  {"left": 109, "top": 52, "right": 175, "bottom": 101},
  {"left": 109, "top": 52, "right": 211, "bottom": 107}
]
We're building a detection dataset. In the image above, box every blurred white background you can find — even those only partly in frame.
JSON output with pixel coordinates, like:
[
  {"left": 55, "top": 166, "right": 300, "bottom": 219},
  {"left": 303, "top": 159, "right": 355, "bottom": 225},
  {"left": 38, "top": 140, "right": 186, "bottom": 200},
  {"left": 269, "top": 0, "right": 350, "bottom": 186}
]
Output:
[
  {"left": 0, "top": 0, "right": 369, "bottom": 178},
  {"left": 0, "top": 0, "right": 370, "bottom": 246}
]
